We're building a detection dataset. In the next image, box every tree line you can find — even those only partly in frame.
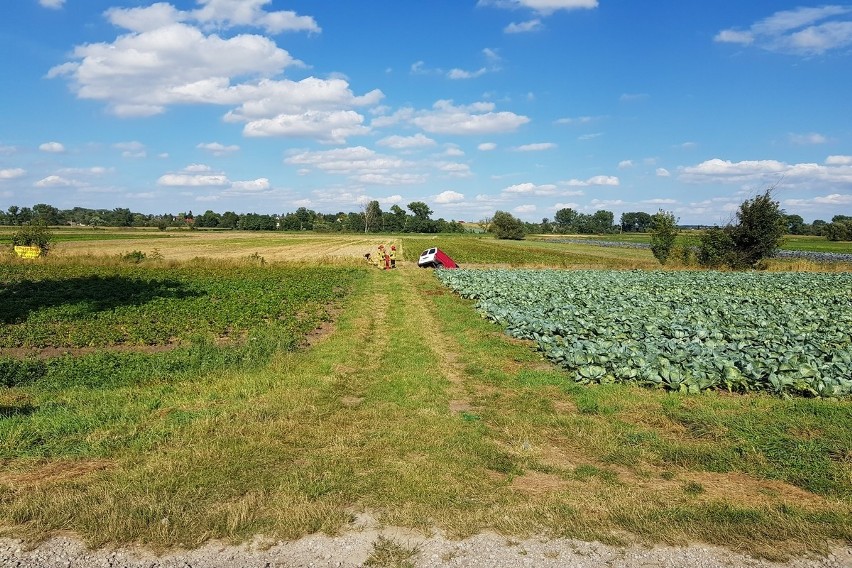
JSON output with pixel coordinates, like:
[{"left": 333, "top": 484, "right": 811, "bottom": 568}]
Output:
[
  {"left": 2, "top": 201, "right": 849, "bottom": 241},
  {"left": 0, "top": 201, "right": 466, "bottom": 234}
]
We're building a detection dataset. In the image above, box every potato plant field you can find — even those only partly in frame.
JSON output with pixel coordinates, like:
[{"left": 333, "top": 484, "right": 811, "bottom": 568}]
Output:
[
  {"left": 0, "top": 261, "right": 362, "bottom": 389},
  {"left": 436, "top": 269, "right": 852, "bottom": 397}
]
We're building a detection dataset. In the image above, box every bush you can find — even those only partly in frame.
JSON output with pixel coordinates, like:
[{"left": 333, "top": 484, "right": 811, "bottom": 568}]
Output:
[
  {"left": 11, "top": 223, "right": 54, "bottom": 256},
  {"left": 121, "top": 250, "right": 147, "bottom": 263},
  {"left": 696, "top": 189, "right": 786, "bottom": 270},
  {"left": 649, "top": 210, "right": 678, "bottom": 265},
  {"left": 697, "top": 227, "right": 735, "bottom": 268},
  {"left": 490, "top": 210, "right": 526, "bottom": 240}
]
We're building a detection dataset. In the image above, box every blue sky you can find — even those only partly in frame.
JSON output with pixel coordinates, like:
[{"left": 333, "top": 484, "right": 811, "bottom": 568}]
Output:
[{"left": 1, "top": 0, "right": 851, "bottom": 224}]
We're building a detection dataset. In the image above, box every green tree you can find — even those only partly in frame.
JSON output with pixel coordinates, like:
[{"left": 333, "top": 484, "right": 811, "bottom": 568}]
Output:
[
  {"left": 649, "top": 210, "right": 679, "bottom": 265},
  {"left": 363, "top": 200, "right": 382, "bottom": 233},
  {"left": 590, "top": 210, "right": 615, "bottom": 234},
  {"left": 407, "top": 201, "right": 433, "bottom": 220},
  {"left": 220, "top": 211, "right": 240, "bottom": 229},
  {"left": 385, "top": 204, "right": 408, "bottom": 232},
  {"left": 825, "top": 221, "right": 850, "bottom": 241},
  {"left": 554, "top": 207, "right": 579, "bottom": 233},
  {"left": 109, "top": 207, "right": 134, "bottom": 227},
  {"left": 344, "top": 212, "right": 363, "bottom": 232},
  {"left": 32, "top": 203, "right": 62, "bottom": 225},
  {"left": 6, "top": 206, "right": 21, "bottom": 225},
  {"left": 620, "top": 211, "right": 653, "bottom": 232},
  {"left": 490, "top": 210, "right": 526, "bottom": 240},
  {"left": 784, "top": 214, "right": 805, "bottom": 235},
  {"left": 727, "top": 189, "right": 786, "bottom": 269}
]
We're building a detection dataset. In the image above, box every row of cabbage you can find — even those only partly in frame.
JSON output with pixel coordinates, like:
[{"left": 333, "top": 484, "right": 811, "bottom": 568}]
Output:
[
  {"left": 436, "top": 269, "right": 852, "bottom": 397},
  {"left": 543, "top": 238, "right": 852, "bottom": 263}
]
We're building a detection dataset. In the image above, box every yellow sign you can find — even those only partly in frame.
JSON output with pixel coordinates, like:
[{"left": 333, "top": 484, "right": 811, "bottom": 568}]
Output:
[{"left": 13, "top": 245, "right": 42, "bottom": 259}]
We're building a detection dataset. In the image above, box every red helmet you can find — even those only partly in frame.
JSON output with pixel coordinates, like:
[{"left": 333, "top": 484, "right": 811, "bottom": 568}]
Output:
[{"left": 391, "top": 246, "right": 396, "bottom": 250}]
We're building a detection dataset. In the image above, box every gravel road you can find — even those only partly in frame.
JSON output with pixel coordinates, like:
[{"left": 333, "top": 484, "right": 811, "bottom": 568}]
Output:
[{"left": 2, "top": 529, "right": 849, "bottom": 568}]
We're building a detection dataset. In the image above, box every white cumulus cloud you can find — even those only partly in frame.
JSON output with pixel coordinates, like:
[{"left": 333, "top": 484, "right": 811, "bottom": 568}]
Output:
[
  {"left": 47, "top": 3, "right": 382, "bottom": 144},
  {"left": 437, "top": 162, "right": 473, "bottom": 177},
  {"left": 285, "top": 146, "right": 424, "bottom": 185},
  {"left": 503, "top": 182, "right": 558, "bottom": 195},
  {"left": 35, "top": 175, "right": 80, "bottom": 187},
  {"left": 197, "top": 142, "right": 240, "bottom": 155},
  {"left": 376, "top": 133, "right": 437, "bottom": 149},
  {"left": 229, "top": 178, "right": 271, "bottom": 192},
  {"left": 410, "top": 100, "right": 530, "bottom": 135},
  {"left": 39, "top": 142, "right": 65, "bottom": 153},
  {"left": 434, "top": 190, "right": 465, "bottom": 203},
  {"left": 39, "top": 0, "right": 64, "bottom": 8},
  {"left": 826, "top": 155, "right": 852, "bottom": 165},
  {"left": 562, "top": 175, "right": 620, "bottom": 187},
  {"left": 158, "top": 173, "right": 230, "bottom": 186},
  {"left": 0, "top": 168, "right": 26, "bottom": 180},
  {"left": 679, "top": 157, "right": 852, "bottom": 189}
]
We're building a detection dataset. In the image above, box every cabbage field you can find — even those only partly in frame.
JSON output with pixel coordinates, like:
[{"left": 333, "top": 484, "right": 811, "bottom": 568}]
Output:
[{"left": 436, "top": 269, "right": 852, "bottom": 397}]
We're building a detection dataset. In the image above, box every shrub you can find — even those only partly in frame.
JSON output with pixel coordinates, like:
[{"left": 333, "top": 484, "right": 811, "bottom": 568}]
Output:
[
  {"left": 696, "top": 189, "right": 786, "bottom": 270},
  {"left": 121, "top": 250, "right": 147, "bottom": 263},
  {"left": 649, "top": 210, "right": 678, "bottom": 265},
  {"left": 11, "top": 223, "right": 54, "bottom": 256},
  {"left": 697, "top": 227, "right": 735, "bottom": 268}
]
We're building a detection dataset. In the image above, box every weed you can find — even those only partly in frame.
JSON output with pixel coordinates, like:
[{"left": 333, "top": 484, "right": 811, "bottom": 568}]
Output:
[{"left": 364, "top": 536, "right": 418, "bottom": 568}]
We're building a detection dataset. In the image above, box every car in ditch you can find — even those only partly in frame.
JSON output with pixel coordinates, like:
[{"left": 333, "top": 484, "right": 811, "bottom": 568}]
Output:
[{"left": 417, "top": 247, "right": 459, "bottom": 269}]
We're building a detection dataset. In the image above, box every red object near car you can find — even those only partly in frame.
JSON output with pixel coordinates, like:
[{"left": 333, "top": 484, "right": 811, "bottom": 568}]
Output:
[{"left": 417, "top": 247, "right": 459, "bottom": 269}]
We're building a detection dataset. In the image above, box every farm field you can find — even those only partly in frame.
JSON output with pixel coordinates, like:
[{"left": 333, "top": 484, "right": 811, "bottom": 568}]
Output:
[
  {"left": 437, "top": 269, "right": 852, "bottom": 397},
  {"left": 0, "top": 232, "right": 851, "bottom": 565},
  {"left": 541, "top": 231, "right": 852, "bottom": 255}
]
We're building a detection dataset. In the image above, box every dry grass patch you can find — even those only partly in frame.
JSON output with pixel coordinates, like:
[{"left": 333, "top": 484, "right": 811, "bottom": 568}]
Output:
[{"left": 0, "top": 459, "right": 114, "bottom": 489}]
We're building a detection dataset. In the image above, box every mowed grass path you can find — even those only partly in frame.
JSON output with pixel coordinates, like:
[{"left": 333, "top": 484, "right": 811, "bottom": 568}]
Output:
[{"left": 1, "top": 262, "right": 850, "bottom": 559}]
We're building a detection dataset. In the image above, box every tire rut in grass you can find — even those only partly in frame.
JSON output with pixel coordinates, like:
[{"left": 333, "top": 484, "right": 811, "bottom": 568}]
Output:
[{"left": 393, "top": 269, "right": 472, "bottom": 416}]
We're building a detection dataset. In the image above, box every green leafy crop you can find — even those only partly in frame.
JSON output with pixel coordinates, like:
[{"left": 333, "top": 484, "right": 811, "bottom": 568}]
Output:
[{"left": 437, "top": 269, "right": 852, "bottom": 398}]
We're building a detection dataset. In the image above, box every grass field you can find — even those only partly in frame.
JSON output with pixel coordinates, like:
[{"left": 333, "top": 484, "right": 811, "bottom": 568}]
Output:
[{"left": 1, "top": 232, "right": 850, "bottom": 560}]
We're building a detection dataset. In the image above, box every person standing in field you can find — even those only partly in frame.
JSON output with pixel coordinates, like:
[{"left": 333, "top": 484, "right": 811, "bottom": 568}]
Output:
[
  {"left": 382, "top": 245, "right": 391, "bottom": 270},
  {"left": 389, "top": 245, "right": 397, "bottom": 269},
  {"left": 377, "top": 244, "right": 386, "bottom": 269}
]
